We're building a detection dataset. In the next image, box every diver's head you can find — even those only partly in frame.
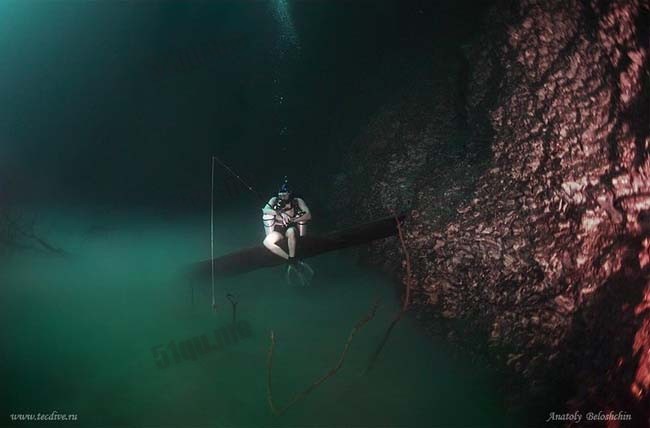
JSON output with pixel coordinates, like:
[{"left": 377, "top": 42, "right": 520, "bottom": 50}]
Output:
[{"left": 278, "top": 177, "right": 291, "bottom": 201}]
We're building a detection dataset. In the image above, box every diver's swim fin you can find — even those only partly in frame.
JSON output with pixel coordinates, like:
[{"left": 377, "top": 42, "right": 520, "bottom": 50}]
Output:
[
  {"left": 286, "top": 264, "right": 304, "bottom": 286},
  {"left": 297, "top": 260, "right": 314, "bottom": 282},
  {"left": 285, "top": 259, "right": 314, "bottom": 286}
]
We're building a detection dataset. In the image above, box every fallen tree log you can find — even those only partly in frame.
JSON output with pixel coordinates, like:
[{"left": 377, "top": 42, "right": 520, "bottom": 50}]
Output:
[{"left": 188, "top": 215, "right": 404, "bottom": 281}]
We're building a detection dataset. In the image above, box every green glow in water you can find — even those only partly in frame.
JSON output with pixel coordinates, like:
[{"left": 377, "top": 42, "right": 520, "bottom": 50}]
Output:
[{"left": 0, "top": 206, "right": 515, "bottom": 427}]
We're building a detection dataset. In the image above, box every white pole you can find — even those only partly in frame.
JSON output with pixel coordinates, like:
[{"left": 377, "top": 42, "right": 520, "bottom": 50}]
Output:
[{"left": 211, "top": 156, "right": 216, "bottom": 312}]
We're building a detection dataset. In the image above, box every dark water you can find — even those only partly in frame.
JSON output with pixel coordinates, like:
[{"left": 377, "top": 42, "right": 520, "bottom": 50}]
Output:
[{"left": 0, "top": 1, "right": 512, "bottom": 426}]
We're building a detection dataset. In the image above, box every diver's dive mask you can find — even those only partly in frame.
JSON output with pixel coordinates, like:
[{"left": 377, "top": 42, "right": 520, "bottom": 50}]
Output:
[{"left": 278, "top": 177, "right": 291, "bottom": 201}]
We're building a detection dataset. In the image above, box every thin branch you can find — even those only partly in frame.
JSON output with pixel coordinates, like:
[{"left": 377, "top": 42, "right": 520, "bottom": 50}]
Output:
[
  {"left": 226, "top": 293, "right": 238, "bottom": 323},
  {"left": 267, "top": 298, "right": 380, "bottom": 416},
  {"left": 21, "top": 228, "right": 67, "bottom": 255},
  {"left": 395, "top": 212, "right": 413, "bottom": 311},
  {"left": 1, "top": 213, "right": 66, "bottom": 255},
  {"left": 363, "top": 213, "right": 413, "bottom": 374}
]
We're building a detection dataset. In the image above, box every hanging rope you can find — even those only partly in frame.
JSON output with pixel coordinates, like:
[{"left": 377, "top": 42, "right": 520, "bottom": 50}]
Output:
[
  {"left": 211, "top": 155, "right": 272, "bottom": 208},
  {"left": 209, "top": 154, "right": 271, "bottom": 312},
  {"left": 211, "top": 156, "right": 217, "bottom": 312}
]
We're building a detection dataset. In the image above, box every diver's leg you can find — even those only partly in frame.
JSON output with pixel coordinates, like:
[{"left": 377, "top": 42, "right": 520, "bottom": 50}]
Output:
[
  {"left": 263, "top": 231, "right": 289, "bottom": 260},
  {"left": 286, "top": 227, "right": 297, "bottom": 258},
  {"left": 285, "top": 227, "right": 313, "bottom": 285},
  {"left": 284, "top": 227, "right": 305, "bottom": 285}
]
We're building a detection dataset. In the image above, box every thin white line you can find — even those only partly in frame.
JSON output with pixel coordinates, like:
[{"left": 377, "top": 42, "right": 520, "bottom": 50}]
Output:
[{"left": 211, "top": 156, "right": 216, "bottom": 311}]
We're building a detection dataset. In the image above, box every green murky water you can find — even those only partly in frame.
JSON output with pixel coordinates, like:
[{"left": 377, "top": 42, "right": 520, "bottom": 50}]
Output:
[
  {"left": 1, "top": 205, "right": 515, "bottom": 427},
  {"left": 0, "top": 0, "right": 518, "bottom": 425}
]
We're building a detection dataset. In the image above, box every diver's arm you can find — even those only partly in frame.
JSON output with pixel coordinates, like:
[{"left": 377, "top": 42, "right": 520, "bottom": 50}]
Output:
[{"left": 293, "top": 198, "right": 311, "bottom": 223}]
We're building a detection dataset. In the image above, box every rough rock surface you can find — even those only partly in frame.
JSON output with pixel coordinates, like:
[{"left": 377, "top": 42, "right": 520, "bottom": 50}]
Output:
[
  {"left": 331, "top": 53, "right": 495, "bottom": 276},
  {"left": 339, "top": 0, "right": 650, "bottom": 422}
]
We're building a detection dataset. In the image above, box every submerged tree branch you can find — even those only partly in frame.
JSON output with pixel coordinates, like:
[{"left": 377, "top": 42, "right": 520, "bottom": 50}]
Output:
[
  {"left": 0, "top": 212, "right": 66, "bottom": 255},
  {"left": 363, "top": 213, "right": 413, "bottom": 374},
  {"left": 226, "top": 293, "right": 238, "bottom": 323},
  {"left": 267, "top": 298, "right": 380, "bottom": 416}
]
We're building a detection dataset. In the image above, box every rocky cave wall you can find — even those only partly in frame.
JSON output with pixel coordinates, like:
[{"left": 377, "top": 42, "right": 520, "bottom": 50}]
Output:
[{"left": 338, "top": 0, "right": 650, "bottom": 422}]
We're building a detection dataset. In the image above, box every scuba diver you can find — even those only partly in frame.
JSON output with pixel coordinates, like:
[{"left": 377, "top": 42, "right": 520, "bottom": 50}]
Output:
[{"left": 262, "top": 178, "right": 314, "bottom": 285}]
